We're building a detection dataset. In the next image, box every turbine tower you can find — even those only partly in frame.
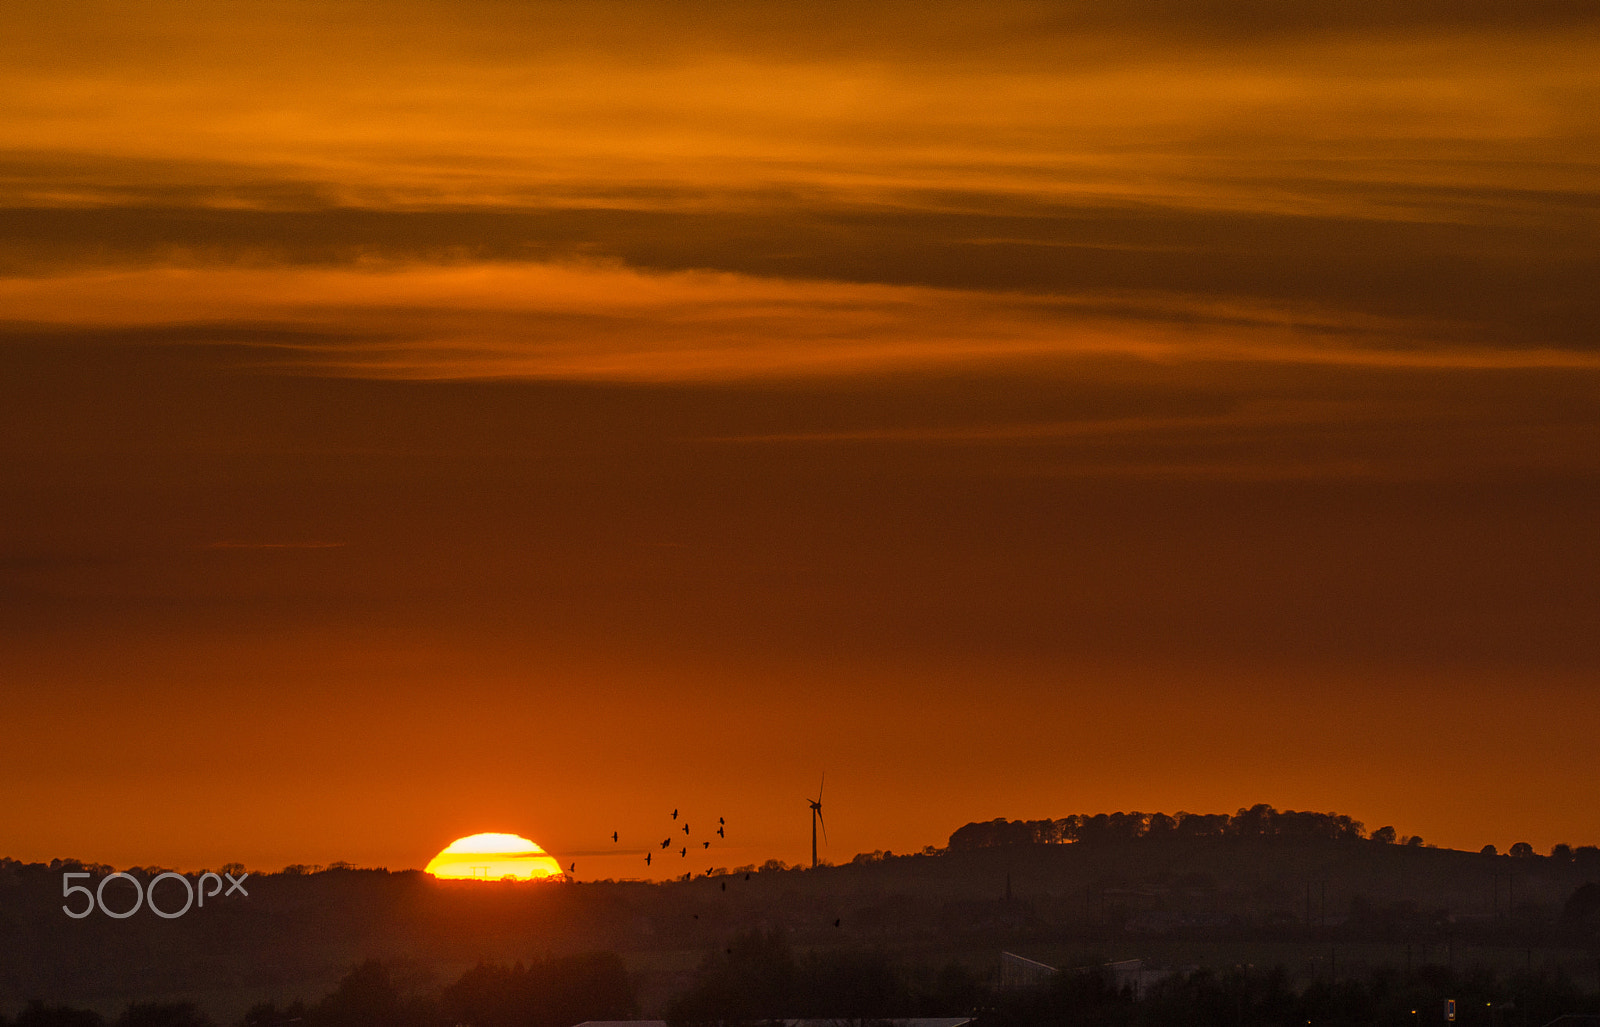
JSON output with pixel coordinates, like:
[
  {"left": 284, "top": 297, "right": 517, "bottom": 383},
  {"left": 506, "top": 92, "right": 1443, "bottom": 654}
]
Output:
[{"left": 808, "top": 774, "right": 826, "bottom": 868}]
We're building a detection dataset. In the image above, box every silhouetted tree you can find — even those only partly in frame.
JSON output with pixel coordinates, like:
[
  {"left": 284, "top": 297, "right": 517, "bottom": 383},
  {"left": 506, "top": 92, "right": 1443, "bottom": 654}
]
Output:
[
  {"left": 1176, "top": 812, "right": 1229, "bottom": 838},
  {"left": 311, "top": 960, "right": 435, "bottom": 1027},
  {"left": 115, "top": 1003, "right": 213, "bottom": 1027},
  {"left": 1372, "top": 825, "right": 1397, "bottom": 844},
  {"left": 1511, "top": 841, "right": 1535, "bottom": 858},
  {"left": 950, "top": 805, "right": 1375, "bottom": 850},
  {"left": 984, "top": 961, "right": 1600, "bottom": 1027},
  {"left": 667, "top": 928, "right": 798, "bottom": 1024},
  {"left": 666, "top": 930, "right": 954, "bottom": 1023},
  {"left": 1482, "top": 843, "right": 1498, "bottom": 855},
  {"left": 442, "top": 953, "right": 635, "bottom": 1027},
  {"left": 1563, "top": 882, "right": 1600, "bottom": 929},
  {"left": 13, "top": 1003, "right": 104, "bottom": 1027},
  {"left": 802, "top": 948, "right": 907, "bottom": 1018},
  {"left": 1231, "top": 803, "right": 1272, "bottom": 838},
  {"left": 238, "top": 1002, "right": 306, "bottom": 1027}
]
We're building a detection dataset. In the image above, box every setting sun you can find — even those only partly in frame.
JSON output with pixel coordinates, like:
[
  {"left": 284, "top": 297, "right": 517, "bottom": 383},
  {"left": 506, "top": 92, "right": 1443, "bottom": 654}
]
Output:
[{"left": 423, "top": 833, "right": 564, "bottom": 881}]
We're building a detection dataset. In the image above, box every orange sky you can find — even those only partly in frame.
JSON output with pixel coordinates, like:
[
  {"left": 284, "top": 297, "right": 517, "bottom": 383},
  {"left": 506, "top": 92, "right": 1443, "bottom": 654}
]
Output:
[{"left": 3, "top": 1, "right": 1599, "bottom": 879}]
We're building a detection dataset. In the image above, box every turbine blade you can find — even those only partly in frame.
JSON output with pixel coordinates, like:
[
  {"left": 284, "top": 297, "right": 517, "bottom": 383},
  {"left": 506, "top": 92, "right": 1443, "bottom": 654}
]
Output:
[{"left": 818, "top": 808, "right": 827, "bottom": 844}]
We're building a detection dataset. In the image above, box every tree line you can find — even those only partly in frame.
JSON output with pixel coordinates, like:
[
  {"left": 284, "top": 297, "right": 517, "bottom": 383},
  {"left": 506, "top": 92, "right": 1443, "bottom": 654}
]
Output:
[
  {"left": 11, "top": 927, "right": 1600, "bottom": 1027},
  {"left": 948, "top": 805, "right": 1600, "bottom": 860},
  {"left": 984, "top": 959, "right": 1600, "bottom": 1027},
  {"left": 949, "top": 805, "right": 1372, "bottom": 850},
  {"left": 0, "top": 953, "right": 635, "bottom": 1027}
]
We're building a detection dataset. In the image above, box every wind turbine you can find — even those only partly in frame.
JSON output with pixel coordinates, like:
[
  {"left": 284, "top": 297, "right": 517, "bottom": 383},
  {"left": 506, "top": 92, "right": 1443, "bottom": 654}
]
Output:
[{"left": 808, "top": 774, "right": 826, "bottom": 868}]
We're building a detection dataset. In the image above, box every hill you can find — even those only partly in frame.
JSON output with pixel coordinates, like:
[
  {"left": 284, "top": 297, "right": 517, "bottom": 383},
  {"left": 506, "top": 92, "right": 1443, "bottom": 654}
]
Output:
[{"left": 5, "top": 806, "right": 1600, "bottom": 1021}]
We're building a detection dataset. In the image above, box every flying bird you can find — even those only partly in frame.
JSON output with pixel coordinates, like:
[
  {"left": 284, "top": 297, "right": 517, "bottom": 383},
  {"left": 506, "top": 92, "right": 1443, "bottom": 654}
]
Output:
[
  {"left": 683, "top": 823, "right": 690, "bottom": 834},
  {"left": 719, "top": 817, "right": 725, "bottom": 825},
  {"left": 717, "top": 826, "right": 725, "bottom": 838},
  {"left": 645, "top": 852, "right": 652, "bottom": 866},
  {"left": 672, "top": 809, "right": 678, "bottom": 820},
  {"left": 568, "top": 862, "right": 575, "bottom": 874},
  {"left": 661, "top": 838, "right": 671, "bottom": 849},
  {"left": 702, "top": 841, "right": 710, "bottom": 848},
  {"left": 834, "top": 918, "right": 841, "bottom": 928},
  {"left": 721, "top": 881, "right": 727, "bottom": 891},
  {"left": 680, "top": 846, "right": 687, "bottom": 857},
  {"left": 612, "top": 831, "right": 618, "bottom": 843}
]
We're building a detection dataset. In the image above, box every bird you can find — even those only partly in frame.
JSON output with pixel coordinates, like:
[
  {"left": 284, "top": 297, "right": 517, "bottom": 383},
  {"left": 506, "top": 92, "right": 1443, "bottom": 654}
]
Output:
[
  {"left": 568, "top": 862, "right": 575, "bottom": 874},
  {"left": 683, "top": 823, "right": 690, "bottom": 834},
  {"left": 834, "top": 918, "right": 841, "bottom": 928},
  {"left": 661, "top": 838, "right": 671, "bottom": 849},
  {"left": 719, "top": 816, "right": 725, "bottom": 825},
  {"left": 679, "top": 846, "right": 687, "bottom": 857},
  {"left": 672, "top": 809, "right": 678, "bottom": 820},
  {"left": 706, "top": 866, "right": 713, "bottom": 875},
  {"left": 645, "top": 852, "right": 652, "bottom": 866},
  {"left": 702, "top": 841, "right": 710, "bottom": 849},
  {"left": 744, "top": 873, "right": 751, "bottom": 881},
  {"left": 717, "top": 826, "right": 725, "bottom": 838},
  {"left": 721, "top": 881, "right": 727, "bottom": 891},
  {"left": 612, "top": 831, "right": 618, "bottom": 843}
]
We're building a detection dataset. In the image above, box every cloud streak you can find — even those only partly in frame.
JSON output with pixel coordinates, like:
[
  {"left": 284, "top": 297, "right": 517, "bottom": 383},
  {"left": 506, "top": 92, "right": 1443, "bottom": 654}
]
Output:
[
  {"left": 1, "top": 2, "right": 1595, "bottom": 387},
  {"left": 9, "top": 258, "right": 1600, "bottom": 384}
]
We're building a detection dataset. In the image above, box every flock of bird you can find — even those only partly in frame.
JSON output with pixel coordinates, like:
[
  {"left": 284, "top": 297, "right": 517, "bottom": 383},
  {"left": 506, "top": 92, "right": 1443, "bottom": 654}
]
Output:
[
  {"left": 567, "top": 778, "right": 820, "bottom": 881},
  {"left": 559, "top": 808, "right": 729, "bottom": 877},
  {"left": 559, "top": 790, "right": 840, "bottom": 928},
  {"left": 631, "top": 807, "right": 727, "bottom": 872}
]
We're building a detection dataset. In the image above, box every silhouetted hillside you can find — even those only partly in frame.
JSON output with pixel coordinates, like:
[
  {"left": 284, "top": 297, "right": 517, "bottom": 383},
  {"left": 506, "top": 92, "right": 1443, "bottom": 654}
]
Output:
[
  {"left": 948, "top": 805, "right": 1369, "bottom": 848},
  {"left": 7, "top": 807, "right": 1600, "bottom": 1021}
]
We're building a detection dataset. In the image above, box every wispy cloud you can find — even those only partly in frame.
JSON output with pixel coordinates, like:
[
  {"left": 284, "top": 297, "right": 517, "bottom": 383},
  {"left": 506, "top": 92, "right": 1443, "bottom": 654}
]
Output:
[
  {"left": 5, "top": 261, "right": 1598, "bottom": 383},
  {"left": 0, "top": 3, "right": 1595, "bottom": 388}
]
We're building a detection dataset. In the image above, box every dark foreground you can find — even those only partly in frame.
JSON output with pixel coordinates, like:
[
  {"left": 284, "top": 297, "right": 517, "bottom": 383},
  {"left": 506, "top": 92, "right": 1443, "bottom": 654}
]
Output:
[{"left": 8, "top": 809, "right": 1600, "bottom": 1025}]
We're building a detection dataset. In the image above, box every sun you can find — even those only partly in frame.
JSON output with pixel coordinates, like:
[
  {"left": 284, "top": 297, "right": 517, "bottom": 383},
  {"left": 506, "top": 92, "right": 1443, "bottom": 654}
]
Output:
[{"left": 424, "top": 832, "right": 565, "bottom": 881}]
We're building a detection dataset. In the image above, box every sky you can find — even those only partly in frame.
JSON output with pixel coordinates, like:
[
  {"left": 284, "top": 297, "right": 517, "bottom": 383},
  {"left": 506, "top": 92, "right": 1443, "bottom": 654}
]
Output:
[{"left": 3, "top": 0, "right": 1599, "bottom": 879}]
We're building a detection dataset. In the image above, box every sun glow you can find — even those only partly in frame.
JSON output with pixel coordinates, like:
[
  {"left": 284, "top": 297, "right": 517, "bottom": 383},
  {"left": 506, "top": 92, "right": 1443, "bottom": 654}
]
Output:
[{"left": 424, "top": 832, "right": 564, "bottom": 881}]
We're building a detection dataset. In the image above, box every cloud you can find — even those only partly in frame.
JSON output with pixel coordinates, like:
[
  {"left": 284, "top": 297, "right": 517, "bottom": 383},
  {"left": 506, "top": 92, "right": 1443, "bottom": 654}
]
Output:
[
  {"left": 3, "top": 198, "right": 1597, "bottom": 351},
  {"left": 0, "top": 2, "right": 1595, "bottom": 382},
  {"left": 6, "top": 261, "right": 1599, "bottom": 385},
  {"left": 3, "top": 6, "right": 1594, "bottom": 222}
]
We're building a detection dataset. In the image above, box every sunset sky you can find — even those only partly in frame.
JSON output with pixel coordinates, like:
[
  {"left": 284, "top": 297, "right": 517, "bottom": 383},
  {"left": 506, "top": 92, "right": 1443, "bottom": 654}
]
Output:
[{"left": 4, "top": 1, "right": 1599, "bottom": 878}]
